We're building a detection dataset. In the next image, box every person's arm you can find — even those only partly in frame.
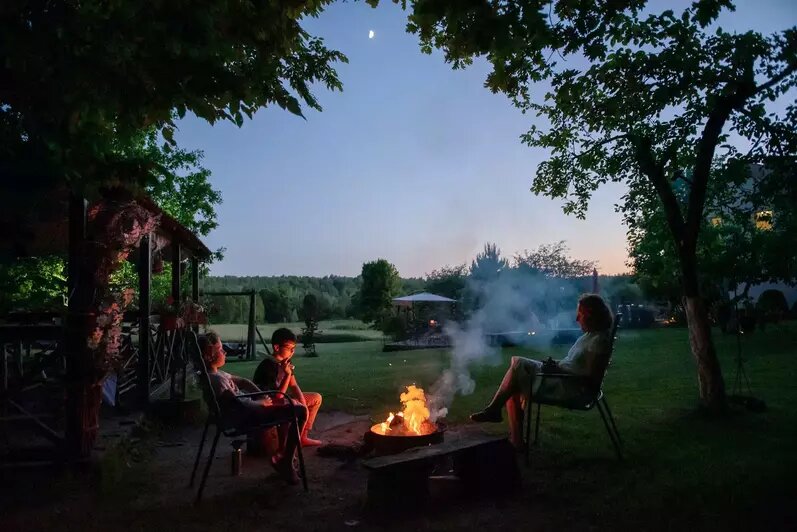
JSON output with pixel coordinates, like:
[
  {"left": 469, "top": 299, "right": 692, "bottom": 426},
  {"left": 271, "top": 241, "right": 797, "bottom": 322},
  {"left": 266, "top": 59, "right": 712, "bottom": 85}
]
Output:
[
  {"left": 218, "top": 388, "right": 238, "bottom": 402},
  {"left": 232, "top": 376, "right": 260, "bottom": 393},
  {"left": 278, "top": 364, "right": 293, "bottom": 395}
]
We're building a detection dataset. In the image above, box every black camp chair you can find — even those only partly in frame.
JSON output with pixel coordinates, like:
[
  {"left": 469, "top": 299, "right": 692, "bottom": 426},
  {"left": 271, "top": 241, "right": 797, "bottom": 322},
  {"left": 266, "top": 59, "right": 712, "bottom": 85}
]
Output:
[
  {"left": 186, "top": 331, "right": 308, "bottom": 503},
  {"left": 524, "top": 313, "right": 623, "bottom": 464}
]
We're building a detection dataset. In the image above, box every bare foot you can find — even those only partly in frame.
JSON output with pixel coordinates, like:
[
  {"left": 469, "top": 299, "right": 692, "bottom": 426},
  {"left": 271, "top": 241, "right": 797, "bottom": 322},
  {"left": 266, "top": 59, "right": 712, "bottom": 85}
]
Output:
[{"left": 301, "top": 437, "right": 323, "bottom": 447}]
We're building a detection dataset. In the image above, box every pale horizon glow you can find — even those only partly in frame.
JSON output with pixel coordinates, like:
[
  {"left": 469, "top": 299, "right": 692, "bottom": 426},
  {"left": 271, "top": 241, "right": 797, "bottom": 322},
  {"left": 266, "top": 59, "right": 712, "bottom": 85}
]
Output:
[{"left": 173, "top": 0, "right": 796, "bottom": 279}]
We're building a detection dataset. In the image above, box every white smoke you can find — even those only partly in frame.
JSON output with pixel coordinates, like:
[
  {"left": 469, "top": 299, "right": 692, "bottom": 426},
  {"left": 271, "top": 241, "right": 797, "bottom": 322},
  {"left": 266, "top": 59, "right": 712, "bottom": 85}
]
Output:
[{"left": 427, "top": 269, "right": 580, "bottom": 421}]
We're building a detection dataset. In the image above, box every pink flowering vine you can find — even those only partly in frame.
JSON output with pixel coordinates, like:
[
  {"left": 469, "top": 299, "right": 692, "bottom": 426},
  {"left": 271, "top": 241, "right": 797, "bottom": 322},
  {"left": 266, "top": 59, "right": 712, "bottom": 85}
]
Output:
[{"left": 84, "top": 200, "right": 160, "bottom": 382}]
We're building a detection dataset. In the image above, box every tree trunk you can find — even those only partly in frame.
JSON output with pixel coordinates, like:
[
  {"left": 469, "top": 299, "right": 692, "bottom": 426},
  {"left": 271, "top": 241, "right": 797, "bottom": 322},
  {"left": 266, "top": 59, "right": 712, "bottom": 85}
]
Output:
[
  {"left": 683, "top": 296, "right": 726, "bottom": 411},
  {"left": 680, "top": 253, "right": 727, "bottom": 412}
]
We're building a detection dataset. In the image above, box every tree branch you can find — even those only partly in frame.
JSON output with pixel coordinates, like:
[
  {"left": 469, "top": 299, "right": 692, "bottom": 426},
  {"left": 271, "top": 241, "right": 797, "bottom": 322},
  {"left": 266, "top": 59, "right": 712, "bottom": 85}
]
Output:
[
  {"left": 631, "top": 135, "right": 686, "bottom": 244},
  {"left": 575, "top": 134, "right": 629, "bottom": 160},
  {"left": 686, "top": 77, "right": 758, "bottom": 249},
  {"left": 738, "top": 107, "right": 790, "bottom": 157},
  {"left": 687, "top": 59, "right": 796, "bottom": 241},
  {"left": 752, "top": 63, "right": 797, "bottom": 97}
]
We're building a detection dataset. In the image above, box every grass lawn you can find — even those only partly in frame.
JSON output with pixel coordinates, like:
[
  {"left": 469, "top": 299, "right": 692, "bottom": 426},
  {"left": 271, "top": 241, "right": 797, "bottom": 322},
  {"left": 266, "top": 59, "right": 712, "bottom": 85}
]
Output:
[
  {"left": 221, "top": 322, "right": 797, "bottom": 529},
  {"left": 7, "top": 321, "right": 792, "bottom": 531},
  {"left": 210, "top": 320, "right": 385, "bottom": 344}
]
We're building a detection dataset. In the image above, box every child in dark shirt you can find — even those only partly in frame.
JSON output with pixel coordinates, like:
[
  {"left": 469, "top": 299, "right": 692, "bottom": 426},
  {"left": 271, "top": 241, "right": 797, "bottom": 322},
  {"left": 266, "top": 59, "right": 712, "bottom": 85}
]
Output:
[{"left": 253, "top": 328, "right": 322, "bottom": 447}]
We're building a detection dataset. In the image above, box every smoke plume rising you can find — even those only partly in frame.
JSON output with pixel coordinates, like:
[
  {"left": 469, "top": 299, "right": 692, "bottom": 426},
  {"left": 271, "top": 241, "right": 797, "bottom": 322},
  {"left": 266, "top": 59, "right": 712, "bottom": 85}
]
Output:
[{"left": 427, "top": 270, "right": 580, "bottom": 421}]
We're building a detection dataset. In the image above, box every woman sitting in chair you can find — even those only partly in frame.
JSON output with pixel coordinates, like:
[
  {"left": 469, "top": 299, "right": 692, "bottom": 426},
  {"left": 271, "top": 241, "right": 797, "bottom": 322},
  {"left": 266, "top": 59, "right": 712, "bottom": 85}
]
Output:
[
  {"left": 470, "top": 294, "right": 613, "bottom": 449},
  {"left": 203, "top": 332, "right": 307, "bottom": 484}
]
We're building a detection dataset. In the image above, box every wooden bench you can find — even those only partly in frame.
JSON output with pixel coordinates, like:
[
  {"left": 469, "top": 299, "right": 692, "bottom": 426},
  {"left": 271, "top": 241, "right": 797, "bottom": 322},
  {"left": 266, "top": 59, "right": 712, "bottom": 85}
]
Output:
[{"left": 362, "top": 432, "right": 520, "bottom": 516}]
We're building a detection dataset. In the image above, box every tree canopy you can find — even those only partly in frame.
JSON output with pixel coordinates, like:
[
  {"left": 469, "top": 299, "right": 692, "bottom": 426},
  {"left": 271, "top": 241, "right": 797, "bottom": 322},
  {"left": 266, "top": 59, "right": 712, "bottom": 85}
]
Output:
[
  {"left": 514, "top": 241, "right": 596, "bottom": 278},
  {"left": 356, "top": 259, "right": 402, "bottom": 325},
  {"left": 387, "top": 0, "right": 797, "bottom": 409},
  {"left": 424, "top": 264, "right": 468, "bottom": 300},
  {"left": 470, "top": 243, "right": 510, "bottom": 282},
  {"left": 1, "top": 0, "right": 346, "bottom": 191},
  {"left": 630, "top": 163, "right": 797, "bottom": 306}
]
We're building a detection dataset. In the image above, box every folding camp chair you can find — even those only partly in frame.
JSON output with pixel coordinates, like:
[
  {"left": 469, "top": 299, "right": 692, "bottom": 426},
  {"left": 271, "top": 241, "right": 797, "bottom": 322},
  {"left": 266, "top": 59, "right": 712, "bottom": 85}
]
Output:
[
  {"left": 186, "top": 331, "right": 308, "bottom": 504},
  {"left": 524, "top": 314, "right": 623, "bottom": 465}
]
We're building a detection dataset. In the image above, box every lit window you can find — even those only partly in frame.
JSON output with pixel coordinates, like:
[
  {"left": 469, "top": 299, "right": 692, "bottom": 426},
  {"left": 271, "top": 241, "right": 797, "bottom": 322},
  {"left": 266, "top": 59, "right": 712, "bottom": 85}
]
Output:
[
  {"left": 710, "top": 217, "right": 722, "bottom": 227},
  {"left": 755, "top": 210, "right": 773, "bottom": 231}
]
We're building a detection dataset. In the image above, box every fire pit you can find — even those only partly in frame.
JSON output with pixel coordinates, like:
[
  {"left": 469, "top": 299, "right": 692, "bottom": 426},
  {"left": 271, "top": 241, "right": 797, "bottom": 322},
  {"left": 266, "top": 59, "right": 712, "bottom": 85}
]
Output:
[{"left": 368, "top": 385, "right": 445, "bottom": 455}]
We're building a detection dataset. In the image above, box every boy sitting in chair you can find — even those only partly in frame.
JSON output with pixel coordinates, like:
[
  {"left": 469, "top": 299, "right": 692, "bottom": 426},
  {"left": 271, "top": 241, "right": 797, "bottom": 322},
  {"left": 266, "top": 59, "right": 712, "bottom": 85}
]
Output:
[
  {"left": 203, "top": 331, "right": 306, "bottom": 484},
  {"left": 253, "top": 328, "right": 323, "bottom": 447}
]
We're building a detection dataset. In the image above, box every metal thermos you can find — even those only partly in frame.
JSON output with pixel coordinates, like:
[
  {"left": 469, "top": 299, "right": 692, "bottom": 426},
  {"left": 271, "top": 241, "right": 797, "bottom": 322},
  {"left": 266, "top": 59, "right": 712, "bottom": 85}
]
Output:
[{"left": 231, "top": 448, "right": 242, "bottom": 476}]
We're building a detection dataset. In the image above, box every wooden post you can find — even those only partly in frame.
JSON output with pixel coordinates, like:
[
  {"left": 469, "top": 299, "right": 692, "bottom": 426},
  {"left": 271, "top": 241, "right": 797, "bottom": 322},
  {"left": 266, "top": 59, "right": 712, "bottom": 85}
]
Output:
[
  {"left": 138, "top": 234, "right": 151, "bottom": 407},
  {"left": 169, "top": 243, "right": 182, "bottom": 401},
  {"left": 191, "top": 258, "right": 199, "bottom": 302},
  {"left": 1, "top": 338, "right": 7, "bottom": 417},
  {"left": 247, "top": 291, "right": 256, "bottom": 360},
  {"left": 65, "top": 194, "right": 90, "bottom": 458},
  {"left": 171, "top": 243, "right": 182, "bottom": 303},
  {"left": 191, "top": 257, "right": 199, "bottom": 337}
]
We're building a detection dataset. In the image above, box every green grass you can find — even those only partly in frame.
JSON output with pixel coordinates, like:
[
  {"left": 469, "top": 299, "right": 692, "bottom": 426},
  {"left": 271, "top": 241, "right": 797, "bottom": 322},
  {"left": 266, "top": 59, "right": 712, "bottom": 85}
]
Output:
[
  {"left": 209, "top": 319, "right": 385, "bottom": 343},
  {"left": 222, "top": 322, "right": 797, "bottom": 529}
]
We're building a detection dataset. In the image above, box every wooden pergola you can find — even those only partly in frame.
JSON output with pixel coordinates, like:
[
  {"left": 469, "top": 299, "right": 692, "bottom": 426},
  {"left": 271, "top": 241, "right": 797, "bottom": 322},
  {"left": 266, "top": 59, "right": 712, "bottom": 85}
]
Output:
[{"left": 1, "top": 188, "right": 211, "bottom": 460}]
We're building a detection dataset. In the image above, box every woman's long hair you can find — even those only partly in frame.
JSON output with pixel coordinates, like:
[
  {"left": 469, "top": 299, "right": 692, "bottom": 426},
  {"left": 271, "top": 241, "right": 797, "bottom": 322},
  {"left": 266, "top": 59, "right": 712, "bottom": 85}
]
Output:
[{"left": 578, "top": 294, "right": 613, "bottom": 332}]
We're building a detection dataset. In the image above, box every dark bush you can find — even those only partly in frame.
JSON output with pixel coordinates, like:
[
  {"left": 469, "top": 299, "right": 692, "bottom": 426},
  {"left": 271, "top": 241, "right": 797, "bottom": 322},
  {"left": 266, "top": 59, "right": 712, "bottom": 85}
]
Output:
[
  {"left": 713, "top": 300, "right": 733, "bottom": 332},
  {"left": 757, "top": 289, "right": 789, "bottom": 324},
  {"left": 296, "top": 332, "right": 372, "bottom": 344},
  {"left": 738, "top": 313, "right": 757, "bottom": 333},
  {"left": 381, "top": 315, "right": 409, "bottom": 341},
  {"left": 620, "top": 305, "right": 656, "bottom": 328}
]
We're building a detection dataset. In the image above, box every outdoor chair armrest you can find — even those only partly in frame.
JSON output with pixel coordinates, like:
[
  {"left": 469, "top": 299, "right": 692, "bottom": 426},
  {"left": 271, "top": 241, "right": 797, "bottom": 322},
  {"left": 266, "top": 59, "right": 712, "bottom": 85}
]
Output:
[
  {"left": 237, "top": 390, "right": 291, "bottom": 401},
  {"left": 539, "top": 372, "right": 584, "bottom": 380}
]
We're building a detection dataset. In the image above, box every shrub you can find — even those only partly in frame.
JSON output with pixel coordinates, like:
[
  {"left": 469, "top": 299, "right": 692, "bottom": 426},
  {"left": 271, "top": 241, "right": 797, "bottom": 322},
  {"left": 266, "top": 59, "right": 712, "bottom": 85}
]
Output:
[
  {"left": 296, "top": 332, "right": 372, "bottom": 344},
  {"left": 330, "top": 322, "right": 371, "bottom": 331},
  {"left": 381, "top": 315, "right": 409, "bottom": 341},
  {"left": 619, "top": 304, "right": 656, "bottom": 328},
  {"left": 757, "top": 289, "right": 788, "bottom": 319}
]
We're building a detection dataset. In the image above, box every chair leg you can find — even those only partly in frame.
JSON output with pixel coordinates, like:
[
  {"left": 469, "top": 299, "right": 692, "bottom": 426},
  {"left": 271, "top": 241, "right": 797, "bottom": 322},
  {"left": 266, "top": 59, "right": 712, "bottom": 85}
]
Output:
[
  {"left": 189, "top": 418, "right": 211, "bottom": 487},
  {"left": 524, "top": 393, "right": 533, "bottom": 467},
  {"left": 294, "top": 421, "right": 308, "bottom": 492},
  {"left": 195, "top": 429, "right": 222, "bottom": 505},
  {"left": 602, "top": 397, "right": 622, "bottom": 449},
  {"left": 534, "top": 402, "right": 542, "bottom": 446},
  {"left": 596, "top": 400, "right": 622, "bottom": 461}
]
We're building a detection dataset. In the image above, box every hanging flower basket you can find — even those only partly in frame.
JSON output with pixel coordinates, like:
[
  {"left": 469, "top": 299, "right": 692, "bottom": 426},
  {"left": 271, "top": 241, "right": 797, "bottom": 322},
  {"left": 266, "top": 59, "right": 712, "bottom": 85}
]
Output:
[
  {"left": 180, "top": 298, "right": 208, "bottom": 326},
  {"left": 160, "top": 314, "right": 180, "bottom": 331},
  {"left": 154, "top": 296, "right": 182, "bottom": 330}
]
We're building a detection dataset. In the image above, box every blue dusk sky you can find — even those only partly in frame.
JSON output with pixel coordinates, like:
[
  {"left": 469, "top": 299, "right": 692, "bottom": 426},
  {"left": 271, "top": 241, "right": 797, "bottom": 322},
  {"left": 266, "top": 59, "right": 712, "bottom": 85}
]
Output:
[{"left": 174, "top": 0, "right": 796, "bottom": 278}]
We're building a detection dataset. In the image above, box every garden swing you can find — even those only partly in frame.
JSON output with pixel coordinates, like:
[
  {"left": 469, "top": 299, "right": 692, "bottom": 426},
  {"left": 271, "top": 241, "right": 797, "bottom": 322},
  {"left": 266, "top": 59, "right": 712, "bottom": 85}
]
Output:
[{"left": 203, "top": 290, "right": 271, "bottom": 361}]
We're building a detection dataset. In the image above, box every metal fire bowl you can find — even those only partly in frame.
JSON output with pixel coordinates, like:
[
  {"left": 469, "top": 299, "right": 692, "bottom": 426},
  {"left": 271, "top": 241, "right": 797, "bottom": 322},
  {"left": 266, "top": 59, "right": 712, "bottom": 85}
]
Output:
[{"left": 367, "top": 422, "right": 446, "bottom": 456}]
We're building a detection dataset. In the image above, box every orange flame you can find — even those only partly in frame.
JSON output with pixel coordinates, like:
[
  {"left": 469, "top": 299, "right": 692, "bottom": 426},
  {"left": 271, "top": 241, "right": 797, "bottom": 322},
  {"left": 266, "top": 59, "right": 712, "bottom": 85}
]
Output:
[{"left": 372, "top": 385, "right": 433, "bottom": 436}]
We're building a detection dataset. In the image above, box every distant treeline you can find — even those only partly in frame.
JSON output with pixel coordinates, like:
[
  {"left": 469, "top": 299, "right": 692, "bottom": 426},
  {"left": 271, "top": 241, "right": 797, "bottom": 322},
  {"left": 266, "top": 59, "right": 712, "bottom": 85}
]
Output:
[
  {"left": 200, "top": 273, "right": 644, "bottom": 325},
  {"left": 201, "top": 275, "right": 425, "bottom": 324}
]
